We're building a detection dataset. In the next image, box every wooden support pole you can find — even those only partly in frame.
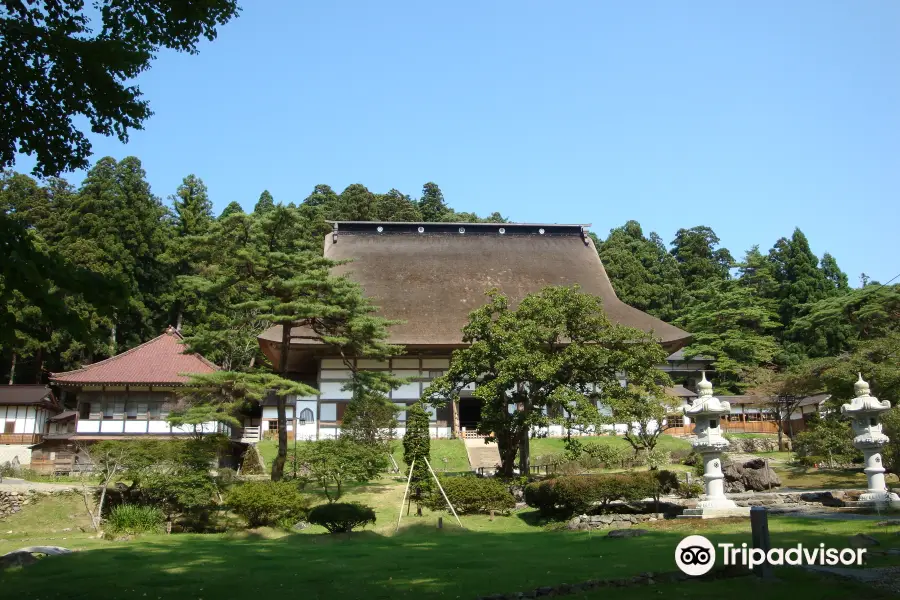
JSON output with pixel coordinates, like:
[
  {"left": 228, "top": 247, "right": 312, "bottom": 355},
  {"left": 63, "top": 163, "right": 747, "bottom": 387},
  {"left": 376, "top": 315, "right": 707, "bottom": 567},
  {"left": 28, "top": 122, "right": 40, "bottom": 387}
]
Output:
[
  {"left": 424, "top": 457, "right": 463, "bottom": 529},
  {"left": 750, "top": 506, "right": 774, "bottom": 580},
  {"left": 395, "top": 458, "right": 415, "bottom": 533}
]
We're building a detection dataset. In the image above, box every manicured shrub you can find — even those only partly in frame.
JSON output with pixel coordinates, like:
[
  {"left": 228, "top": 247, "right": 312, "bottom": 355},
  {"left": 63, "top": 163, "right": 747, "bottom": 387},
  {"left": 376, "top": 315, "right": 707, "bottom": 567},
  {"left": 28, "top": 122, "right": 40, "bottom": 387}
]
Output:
[
  {"left": 107, "top": 504, "right": 165, "bottom": 534},
  {"left": 226, "top": 481, "right": 309, "bottom": 527},
  {"left": 308, "top": 502, "right": 376, "bottom": 533},
  {"left": 425, "top": 475, "right": 516, "bottom": 515},
  {"left": 677, "top": 481, "right": 704, "bottom": 499},
  {"left": 524, "top": 470, "right": 681, "bottom": 517},
  {"left": 582, "top": 443, "right": 627, "bottom": 468}
]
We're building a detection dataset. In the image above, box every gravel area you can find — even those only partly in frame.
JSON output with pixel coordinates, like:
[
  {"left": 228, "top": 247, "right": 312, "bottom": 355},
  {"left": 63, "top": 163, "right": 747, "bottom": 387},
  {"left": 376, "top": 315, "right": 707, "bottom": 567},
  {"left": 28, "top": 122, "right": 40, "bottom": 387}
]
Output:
[{"left": 0, "top": 479, "right": 84, "bottom": 492}]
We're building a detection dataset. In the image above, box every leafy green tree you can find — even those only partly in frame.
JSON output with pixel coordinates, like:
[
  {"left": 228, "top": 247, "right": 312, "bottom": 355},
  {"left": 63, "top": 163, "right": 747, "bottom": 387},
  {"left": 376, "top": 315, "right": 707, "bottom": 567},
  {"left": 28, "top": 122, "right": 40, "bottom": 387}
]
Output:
[
  {"left": 670, "top": 226, "right": 733, "bottom": 289},
  {"left": 402, "top": 402, "right": 432, "bottom": 488},
  {"left": 793, "top": 414, "right": 860, "bottom": 467},
  {"left": 341, "top": 390, "right": 399, "bottom": 448},
  {"left": 425, "top": 286, "right": 669, "bottom": 477},
  {"left": 304, "top": 184, "right": 339, "bottom": 208},
  {"left": 295, "top": 438, "right": 388, "bottom": 502},
  {"left": 2, "top": 1, "right": 239, "bottom": 176},
  {"left": 417, "top": 182, "right": 449, "bottom": 222},
  {"left": 677, "top": 280, "right": 781, "bottom": 392},
  {"left": 253, "top": 190, "right": 276, "bottom": 215},
  {"left": 596, "top": 221, "right": 685, "bottom": 321}
]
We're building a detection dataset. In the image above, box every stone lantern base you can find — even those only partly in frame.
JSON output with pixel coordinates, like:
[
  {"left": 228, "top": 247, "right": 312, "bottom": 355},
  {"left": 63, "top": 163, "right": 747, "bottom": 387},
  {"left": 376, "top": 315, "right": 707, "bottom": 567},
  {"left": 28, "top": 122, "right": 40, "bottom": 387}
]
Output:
[
  {"left": 680, "top": 505, "right": 752, "bottom": 519},
  {"left": 858, "top": 491, "right": 900, "bottom": 507}
]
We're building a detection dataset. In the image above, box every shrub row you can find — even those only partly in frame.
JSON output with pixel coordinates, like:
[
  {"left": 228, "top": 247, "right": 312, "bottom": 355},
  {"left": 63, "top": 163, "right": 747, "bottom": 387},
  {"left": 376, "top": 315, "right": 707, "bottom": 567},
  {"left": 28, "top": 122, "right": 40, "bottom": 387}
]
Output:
[
  {"left": 524, "top": 470, "right": 679, "bottom": 516},
  {"left": 425, "top": 475, "right": 516, "bottom": 515}
]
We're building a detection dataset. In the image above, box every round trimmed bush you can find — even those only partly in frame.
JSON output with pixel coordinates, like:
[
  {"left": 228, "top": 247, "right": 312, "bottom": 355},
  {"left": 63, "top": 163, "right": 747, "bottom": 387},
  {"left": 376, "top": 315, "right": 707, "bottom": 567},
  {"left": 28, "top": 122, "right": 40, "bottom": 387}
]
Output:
[
  {"left": 226, "top": 481, "right": 309, "bottom": 527},
  {"left": 308, "top": 502, "right": 376, "bottom": 533}
]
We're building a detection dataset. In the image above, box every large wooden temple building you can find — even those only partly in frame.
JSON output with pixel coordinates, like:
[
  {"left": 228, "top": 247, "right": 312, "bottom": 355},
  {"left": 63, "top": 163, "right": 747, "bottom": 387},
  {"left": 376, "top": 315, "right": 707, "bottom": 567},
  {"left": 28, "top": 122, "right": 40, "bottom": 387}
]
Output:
[{"left": 258, "top": 221, "right": 691, "bottom": 440}]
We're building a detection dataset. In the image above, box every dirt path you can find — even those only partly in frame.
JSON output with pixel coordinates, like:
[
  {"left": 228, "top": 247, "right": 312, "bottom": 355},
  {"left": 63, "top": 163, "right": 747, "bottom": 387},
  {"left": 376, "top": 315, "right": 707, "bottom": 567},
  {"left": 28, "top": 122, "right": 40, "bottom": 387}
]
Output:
[{"left": 0, "top": 478, "right": 85, "bottom": 493}]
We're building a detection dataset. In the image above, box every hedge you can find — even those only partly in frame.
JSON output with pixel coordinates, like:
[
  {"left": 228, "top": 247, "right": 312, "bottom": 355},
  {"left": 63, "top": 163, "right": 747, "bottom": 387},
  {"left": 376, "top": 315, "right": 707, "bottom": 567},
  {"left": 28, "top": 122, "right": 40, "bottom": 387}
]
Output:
[
  {"left": 524, "top": 470, "right": 679, "bottom": 516},
  {"left": 425, "top": 475, "right": 516, "bottom": 515}
]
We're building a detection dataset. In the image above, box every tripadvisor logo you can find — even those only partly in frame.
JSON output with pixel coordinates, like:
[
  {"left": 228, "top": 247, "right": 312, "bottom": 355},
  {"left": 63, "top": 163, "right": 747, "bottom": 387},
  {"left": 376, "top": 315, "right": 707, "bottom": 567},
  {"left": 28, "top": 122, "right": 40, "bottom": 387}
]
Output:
[{"left": 675, "top": 535, "right": 867, "bottom": 576}]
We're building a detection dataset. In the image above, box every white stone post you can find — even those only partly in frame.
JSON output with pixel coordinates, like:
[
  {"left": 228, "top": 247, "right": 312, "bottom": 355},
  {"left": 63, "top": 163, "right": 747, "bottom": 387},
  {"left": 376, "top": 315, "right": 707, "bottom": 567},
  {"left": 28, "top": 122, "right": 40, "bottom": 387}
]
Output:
[
  {"left": 681, "top": 373, "right": 750, "bottom": 519},
  {"left": 841, "top": 374, "right": 900, "bottom": 506}
]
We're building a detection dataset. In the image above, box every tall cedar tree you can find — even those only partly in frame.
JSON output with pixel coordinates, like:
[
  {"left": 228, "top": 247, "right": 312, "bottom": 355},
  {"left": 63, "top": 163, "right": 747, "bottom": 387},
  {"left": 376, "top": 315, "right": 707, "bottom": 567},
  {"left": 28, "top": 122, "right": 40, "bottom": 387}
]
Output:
[
  {"left": 2, "top": 1, "right": 239, "bottom": 176},
  {"left": 595, "top": 221, "right": 685, "bottom": 321},
  {"left": 417, "top": 182, "right": 449, "bottom": 222},
  {"left": 403, "top": 402, "right": 432, "bottom": 487},
  {"left": 183, "top": 204, "right": 400, "bottom": 480},
  {"left": 669, "top": 226, "right": 734, "bottom": 290},
  {"left": 424, "top": 286, "right": 668, "bottom": 477},
  {"left": 162, "top": 175, "right": 214, "bottom": 331}
]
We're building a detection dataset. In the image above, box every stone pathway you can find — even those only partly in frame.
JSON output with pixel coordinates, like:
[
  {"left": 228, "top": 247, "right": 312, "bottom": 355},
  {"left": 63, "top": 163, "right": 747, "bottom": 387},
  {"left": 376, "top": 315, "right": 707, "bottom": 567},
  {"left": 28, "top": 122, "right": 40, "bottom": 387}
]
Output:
[{"left": 463, "top": 437, "right": 501, "bottom": 473}]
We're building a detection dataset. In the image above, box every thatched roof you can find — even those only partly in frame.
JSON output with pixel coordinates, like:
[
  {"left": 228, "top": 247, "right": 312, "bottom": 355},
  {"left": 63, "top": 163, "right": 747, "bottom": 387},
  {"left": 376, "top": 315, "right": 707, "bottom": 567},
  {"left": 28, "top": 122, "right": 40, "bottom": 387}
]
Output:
[{"left": 259, "top": 222, "right": 690, "bottom": 358}]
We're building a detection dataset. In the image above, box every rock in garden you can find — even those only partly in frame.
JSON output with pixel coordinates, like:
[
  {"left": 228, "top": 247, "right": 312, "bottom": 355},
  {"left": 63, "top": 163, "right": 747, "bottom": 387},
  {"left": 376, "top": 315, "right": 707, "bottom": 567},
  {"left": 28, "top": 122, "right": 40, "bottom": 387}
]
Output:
[
  {"left": 849, "top": 534, "right": 880, "bottom": 548},
  {"left": 607, "top": 528, "right": 648, "bottom": 538},
  {"left": 0, "top": 551, "right": 38, "bottom": 569},
  {"left": 876, "top": 520, "right": 900, "bottom": 527}
]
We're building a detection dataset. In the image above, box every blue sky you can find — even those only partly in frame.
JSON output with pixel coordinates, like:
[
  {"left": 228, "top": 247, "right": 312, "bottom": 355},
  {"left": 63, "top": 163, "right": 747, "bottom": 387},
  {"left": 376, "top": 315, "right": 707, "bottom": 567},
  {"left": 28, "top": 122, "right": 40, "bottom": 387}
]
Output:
[{"left": 14, "top": 1, "right": 900, "bottom": 285}]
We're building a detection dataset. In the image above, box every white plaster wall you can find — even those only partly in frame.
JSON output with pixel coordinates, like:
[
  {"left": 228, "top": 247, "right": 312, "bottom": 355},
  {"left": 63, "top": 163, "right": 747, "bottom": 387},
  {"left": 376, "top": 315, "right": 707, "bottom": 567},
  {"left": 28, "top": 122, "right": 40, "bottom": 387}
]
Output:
[
  {"left": 148, "top": 420, "right": 170, "bottom": 433},
  {"left": 100, "top": 421, "right": 124, "bottom": 434},
  {"left": 0, "top": 445, "right": 32, "bottom": 465},
  {"left": 296, "top": 424, "right": 317, "bottom": 440},
  {"left": 319, "top": 426, "right": 340, "bottom": 439},
  {"left": 262, "top": 406, "right": 295, "bottom": 419}
]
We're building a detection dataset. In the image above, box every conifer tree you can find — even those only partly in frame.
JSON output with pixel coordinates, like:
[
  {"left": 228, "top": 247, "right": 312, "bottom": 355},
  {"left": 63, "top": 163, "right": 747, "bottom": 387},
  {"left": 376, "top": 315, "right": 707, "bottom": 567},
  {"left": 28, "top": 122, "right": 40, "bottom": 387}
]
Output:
[
  {"left": 253, "top": 190, "right": 275, "bottom": 215},
  {"left": 417, "top": 182, "right": 449, "bottom": 222},
  {"left": 403, "top": 402, "right": 432, "bottom": 487},
  {"left": 219, "top": 201, "right": 244, "bottom": 219}
]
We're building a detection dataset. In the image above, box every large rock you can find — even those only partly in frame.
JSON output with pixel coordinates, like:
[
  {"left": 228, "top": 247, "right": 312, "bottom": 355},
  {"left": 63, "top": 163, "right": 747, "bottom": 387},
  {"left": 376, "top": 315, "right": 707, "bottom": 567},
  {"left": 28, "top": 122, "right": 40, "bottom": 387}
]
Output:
[
  {"left": 723, "top": 458, "right": 781, "bottom": 492},
  {"left": 742, "top": 466, "right": 781, "bottom": 491}
]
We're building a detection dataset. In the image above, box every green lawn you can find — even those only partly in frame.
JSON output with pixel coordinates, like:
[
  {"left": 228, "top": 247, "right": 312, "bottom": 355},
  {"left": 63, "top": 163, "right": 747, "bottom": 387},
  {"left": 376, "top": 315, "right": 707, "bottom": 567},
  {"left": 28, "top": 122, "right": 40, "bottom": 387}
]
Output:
[
  {"left": 257, "top": 438, "right": 471, "bottom": 474},
  {"left": 530, "top": 434, "right": 692, "bottom": 458},
  {"left": 3, "top": 502, "right": 899, "bottom": 599}
]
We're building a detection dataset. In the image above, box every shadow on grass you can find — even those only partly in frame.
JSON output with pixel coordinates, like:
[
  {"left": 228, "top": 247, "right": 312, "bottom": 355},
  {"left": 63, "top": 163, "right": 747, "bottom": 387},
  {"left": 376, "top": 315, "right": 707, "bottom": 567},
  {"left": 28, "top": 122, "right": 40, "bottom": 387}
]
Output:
[{"left": 3, "top": 515, "right": 899, "bottom": 600}]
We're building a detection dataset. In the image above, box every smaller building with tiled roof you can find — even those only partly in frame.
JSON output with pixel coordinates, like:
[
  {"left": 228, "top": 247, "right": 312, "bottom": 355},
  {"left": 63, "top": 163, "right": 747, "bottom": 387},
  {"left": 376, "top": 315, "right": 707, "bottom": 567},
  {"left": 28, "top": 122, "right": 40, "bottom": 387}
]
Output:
[
  {"left": 51, "top": 326, "right": 218, "bottom": 387},
  {"left": 46, "top": 327, "right": 223, "bottom": 444},
  {"left": 0, "top": 385, "right": 60, "bottom": 453}
]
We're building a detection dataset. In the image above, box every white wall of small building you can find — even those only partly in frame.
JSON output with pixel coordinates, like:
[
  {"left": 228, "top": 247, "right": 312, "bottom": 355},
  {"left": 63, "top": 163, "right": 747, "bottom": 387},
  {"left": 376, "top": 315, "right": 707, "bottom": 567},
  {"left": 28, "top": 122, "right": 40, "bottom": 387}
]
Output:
[{"left": 1, "top": 405, "right": 49, "bottom": 436}]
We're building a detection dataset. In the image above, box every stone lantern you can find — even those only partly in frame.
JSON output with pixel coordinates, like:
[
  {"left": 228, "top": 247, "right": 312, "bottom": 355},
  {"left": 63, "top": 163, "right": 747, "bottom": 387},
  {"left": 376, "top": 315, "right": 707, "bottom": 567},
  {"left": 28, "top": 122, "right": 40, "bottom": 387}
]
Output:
[
  {"left": 841, "top": 374, "right": 900, "bottom": 505},
  {"left": 681, "top": 373, "right": 750, "bottom": 518}
]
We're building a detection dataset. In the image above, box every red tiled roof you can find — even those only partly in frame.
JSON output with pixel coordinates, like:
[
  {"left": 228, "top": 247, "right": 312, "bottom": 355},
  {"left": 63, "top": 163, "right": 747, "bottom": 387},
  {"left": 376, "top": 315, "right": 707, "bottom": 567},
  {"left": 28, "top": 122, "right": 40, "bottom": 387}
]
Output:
[{"left": 50, "top": 328, "right": 218, "bottom": 386}]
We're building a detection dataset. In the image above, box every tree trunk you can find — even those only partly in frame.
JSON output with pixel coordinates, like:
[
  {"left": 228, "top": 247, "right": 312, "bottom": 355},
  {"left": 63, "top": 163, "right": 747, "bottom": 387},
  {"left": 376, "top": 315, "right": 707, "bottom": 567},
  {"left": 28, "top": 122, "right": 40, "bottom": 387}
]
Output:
[
  {"left": 110, "top": 321, "right": 117, "bottom": 355},
  {"left": 35, "top": 347, "right": 43, "bottom": 383},
  {"left": 8, "top": 352, "right": 16, "bottom": 385},
  {"left": 271, "top": 322, "right": 292, "bottom": 481},
  {"left": 175, "top": 305, "right": 184, "bottom": 332},
  {"left": 777, "top": 421, "right": 785, "bottom": 451}
]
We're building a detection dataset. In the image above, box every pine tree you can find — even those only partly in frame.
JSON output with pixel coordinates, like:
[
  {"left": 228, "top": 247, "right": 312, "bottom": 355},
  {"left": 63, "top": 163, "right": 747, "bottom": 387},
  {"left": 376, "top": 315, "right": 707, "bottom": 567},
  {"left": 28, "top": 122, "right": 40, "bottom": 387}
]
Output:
[
  {"left": 677, "top": 280, "right": 781, "bottom": 392},
  {"left": 183, "top": 204, "right": 401, "bottom": 480}
]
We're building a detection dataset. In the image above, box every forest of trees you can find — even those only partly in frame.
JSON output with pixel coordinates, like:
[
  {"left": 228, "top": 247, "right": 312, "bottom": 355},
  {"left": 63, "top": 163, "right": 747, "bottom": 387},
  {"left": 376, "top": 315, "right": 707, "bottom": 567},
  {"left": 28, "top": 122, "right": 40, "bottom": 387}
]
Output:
[{"left": 2, "top": 156, "right": 898, "bottom": 410}]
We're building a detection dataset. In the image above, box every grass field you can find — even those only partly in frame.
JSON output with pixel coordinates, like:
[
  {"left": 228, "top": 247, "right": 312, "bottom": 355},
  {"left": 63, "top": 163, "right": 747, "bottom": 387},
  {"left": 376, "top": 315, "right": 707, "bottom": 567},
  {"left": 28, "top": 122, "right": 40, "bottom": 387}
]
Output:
[
  {"left": 529, "top": 434, "right": 692, "bottom": 458},
  {"left": 3, "top": 496, "right": 899, "bottom": 599}
]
